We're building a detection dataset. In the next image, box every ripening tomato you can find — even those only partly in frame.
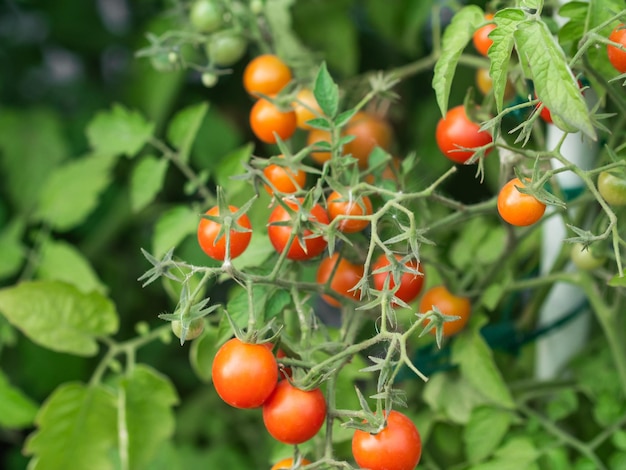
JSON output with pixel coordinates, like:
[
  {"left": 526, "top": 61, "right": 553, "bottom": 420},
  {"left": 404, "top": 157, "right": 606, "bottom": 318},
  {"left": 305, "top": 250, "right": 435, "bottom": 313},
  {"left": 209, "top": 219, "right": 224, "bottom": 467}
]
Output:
[
  {"left": 475, "top": 68, "right": 515, "bottom": 101},
  {"left": 263, "top": 155, "right": 307, "bottom": 195},
  {"left": 212, "top": 338, "right": 278, "bottom": 408},
  {"left": 352, "top": 410, "right": 422, "bottom": 470},
  {"left": 271, "top": 457, "right": 312, "bottom": 470},
  {"left": 206, "top": 31, "right": 247, "bottom": 67},
  {"left": 250, "top": 99, "right": 297, "bottom": 144},
  {"left": 570, "top": 243, "right": 606, "bottom": 271},
  {"left": 243, "top": 54, "right": 292, "bottom": 97},
  {"left": 598, "top": 170, "right": 626, "bottom": 206},
  {"left": 327, "top": 190, "right": 373, "bottom": 233},
  {"left": 473, "top": 14, "right": 495, "bottom": 57},
  {"left": 608, "top": 24, "right": 626, "bottom": 73},
  {"left": 171, "top": 318, "right": 205, "bottom": 341},
  {"left": 435, "top": 105, "right": 493, "bottom": 164},
  {"left": 372, "top": 254, "right": 425, "bottom": 305},
  {"left": 307, "top": 128, "right": 333, "bottom": 165},
  {"left": 293, "top": 89, "right": 322, "bottom": 130},
  {"left": 263, "top": 380, "right": 326, "bottom": 444},
  {"left": 316, "top": 253, "right": 364, "bottom": 307},
  {"left": 267, "top": 199, "right": 329, "bottom": 260},
  {"left": 420, "top": 286, "right": 471, "bottom": 337},
  {"left": 197, "top": 205, "right": 252, "bottom": 261},
  {"left": 342, "top": 112, "right": 393, "bottom": 169},
  {"left": 189, "top": 0, "right": 223, "bottom": 33},
  {"left": 497, "top": 177, "right": 546, "bottom": 226}
]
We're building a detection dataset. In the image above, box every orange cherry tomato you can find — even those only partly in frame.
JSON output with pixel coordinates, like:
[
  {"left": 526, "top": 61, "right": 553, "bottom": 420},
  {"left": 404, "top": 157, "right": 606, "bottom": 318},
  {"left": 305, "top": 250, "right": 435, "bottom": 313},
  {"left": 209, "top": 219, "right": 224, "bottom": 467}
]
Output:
[
  {"left": 250, "top": 99, "right": 297, "bottom": 144},
  {"left": 608, "top": 24, "right": 626, "bottom": 74},
  {"left": 307, "top": 128, "right": 333, "bottom": 165},
  {"left": 372, "top": 254, "right": 425, "bottom": 306},
  {"left": 243, "top": 54, "right": 292, "bottom": 97},
  {"left": 263, "top": 155, "right": 307, "bottom": 195},
  {"left": 473, "top": 14, "right": 495, "bottom": 57},
  {"left": 342, "top": 112, "right": 393, "bottom": 169},
  {"left": 271, "top": 457, "right": 312, "bottom": 469},
  {"left": 497, "top": 177, "right": 546, "bottom": 226},
  {"left": 197, "top": 205, "right": 252, "bottom": 261},
  {"left": 293, "top": 89, "right": 322, "bottom": 130},
  {"left": 419, "top": 285, "right": 471, "bottom": 337},
  {"left": 316, "top": 252, "right": 364, "bottom": 307},
  {"left": 327, "top": 190, "right": 373, "bottom": 233}
]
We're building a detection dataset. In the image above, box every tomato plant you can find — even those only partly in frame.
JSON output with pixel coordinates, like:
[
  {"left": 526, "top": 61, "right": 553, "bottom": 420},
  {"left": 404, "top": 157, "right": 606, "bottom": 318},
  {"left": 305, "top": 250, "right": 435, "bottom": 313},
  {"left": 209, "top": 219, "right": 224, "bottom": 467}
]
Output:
[
  {"left": 372, "top": 254, "right": 425, "bottom": 306},
  {"left": 472, "top": 14, "right": 495, "bottom": 57},
  {"left": 571, "top": 243, "right": 606, "bottom": 271},
  {"left": 435, "top": 105, "right": 493, "bottom": 163},
  {"left": 327, "top": 190, "right": 373, "bottom": 233},
  {"left": 263, "top": 156, "right": 307, "bottom": 195},
  {"left": 189, "top": 0, "right": 223, "bottom": 33},
  {"left": 352, "top": 411, "right": 422, "bottom": 470},
  {"left": 420, "top": 286, "right": 471, "bottom": 337},
  {"left": 212, "top": 338, "right": 278, "bottom": 409},
  {"left": 497, "top": 177, "right": 546, "bottom": 226},
  {"left": 267, "top": 199, "right": 329, "bottom": 260},
  {"left": 171, "top": 318, "right": 205, "bottom": 341},
  {"left": 598, "top": 171, "right": 626, "bottom": 206},
  {"left": 342, "top": 112, "right": 393, "bottom": 169},
  {"left": 307, "top": 128, "right": 333, "bottom": 165},
  {"left": 316, "top": 252, "right": 364, "bottom": 307},
  {"left": 243, "top": 54, "right": 293, "bottom": 97},
  {"left": 293, "top": 89, "right": 322, "bottom": 130},
  {"left": 607, "top": 24, "right": 626, "bottom": 73},
  {"left": 262, "top": 381, "right": 326, "bottom": 444},
  {"left": 197, "top": 205, "right": 252, "bottom": 261},
  {"left": 250, "top": 98, "right": 298, "bottom": 144}
]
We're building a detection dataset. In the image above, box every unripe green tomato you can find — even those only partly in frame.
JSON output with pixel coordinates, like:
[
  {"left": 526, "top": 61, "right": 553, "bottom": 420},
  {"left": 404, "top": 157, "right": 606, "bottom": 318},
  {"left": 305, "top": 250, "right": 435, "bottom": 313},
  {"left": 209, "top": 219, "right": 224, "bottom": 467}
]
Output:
[
  {"left": 201, "top": 72, "right": 218, "bottom": 87},
  {"left": 171, "top": 319, "right": 205, "bottom": 341},
  {"left": 250, "top": 0, "right": 264, "bottom": 14},
  {"left": 206, "top": 31, "right": 247, "bottom": 67},
  {"left": 598, "top": 171, "right": 626, "bottom": 206},
  {"left": 190, "top": 0, "right": 223, "bottom": 33},
  {"left": 570, "top": 243, "right": 606, "bottom": 271},
  {"left": 150, "top": 51, "right": 177, "bottom": 72}
]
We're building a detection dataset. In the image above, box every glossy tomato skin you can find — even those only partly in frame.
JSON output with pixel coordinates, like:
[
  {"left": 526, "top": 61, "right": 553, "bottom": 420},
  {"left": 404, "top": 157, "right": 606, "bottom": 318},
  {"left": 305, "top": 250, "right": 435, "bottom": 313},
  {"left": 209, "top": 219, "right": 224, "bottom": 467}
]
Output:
[
  {"left": 419, "top": 286, "right": 471, "bottom": 337},
  {"left": 212, "top": 338, "right": 278, "bottom": 408},
  {"left": 372, "top": 254, "right": 425, "bottom": 305},
  {"left": 327, "top": 190, "right": 373, "bottom": 233},
  {"left": 497, "top": 177, "right": 546, "bottom": 226},
  {"left": 352, "top": 410, "right": 422, "bottom": 470},
  {"left": 263, "top": 380, "right": 326, "bottom": 444},
  {"left": 435, "top": 105, "right": 493, "bottom": 164},
  {"left": 293, "top": 89, "right": 322, "bottom": 130},
  {"left": 267, "top": 199, "right": 329, "bottom": 260},
  {"left": 316, "top": 253, "right": 364, "bottom": 307},
  {"left": 271, "top": 457, "right": 312, "bottom": 469},
  {"left": 197, "top": 205, "right": 252, "bottom": 261},
  {"left": 263, "top": 155, "right": 307, "bottom": 195},
  {"left": 473, "top": 14, "right": 495, "bottom": 57},
  {"left": 243, "top": 54, "right": 292, "bottom": 97},
  {"left": 598, "top": 171, "right": 626, "bottom": 206},
  {"left": 189, "top": 0, "right": 223, "bottom": 33},
  {"left": 342, "top": 112, "right": 393, "bottom": 169},
  {"left": 250, "top": 99, "right": 297, "bottom": 144},
  {"left": 608, "top": 24, "right": 626, "bottom": 73},
  {"left": 307, "top": 128, "right": 332, "bottom": 165}
]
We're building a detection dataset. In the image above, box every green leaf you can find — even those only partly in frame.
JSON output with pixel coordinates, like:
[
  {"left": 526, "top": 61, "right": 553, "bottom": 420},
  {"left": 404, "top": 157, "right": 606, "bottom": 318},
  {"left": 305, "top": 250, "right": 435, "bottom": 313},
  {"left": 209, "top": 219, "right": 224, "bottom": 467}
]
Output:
[
  {"left": 190, "top": 325, "right": 220, "bottom": 382},
  {"left": 0, "top": 108, "right": 68, "bottom": 213},
  {"left": 0, "top": 281, "right": 118, "bottom": 356},
  {"left": 167, "top": 102, "right": 209, "bottom": 164},
  {"left": 130, "top": 155, "right": 169, "bottom": 212},
  {"left": 0, "top": 219, "right": 26, "bottom": 281},
  {"left": 214, "top": 144, "right": 254, "bottom": 196},
  {"left": 490, "top": 9, "right": 525, "bottom": 112},
  {"left": 433, "top": 5, "right": 485, "bottom": 116},
  {"left": 514, "top": 20, "right": 596, "bottom": 139},
  {"left": 152, "top": 205, "right": 199, "bottom": 259},
  {"left": 313, "top": 62, "right": 339, "bottom": 119},
  {"left": 36, "top": 240, "right": 106, "bottom": 294},
  {"left": 451, "top": 328, "right": 515, "bottom": 409},
  {"left": 464, "top": 406, "right": 512, "bottom": 463},
  {"left": 24, "top": 382, "right": 118, "bottom": 470},
  {"left": 557, "top": 2, "right": 588, "bottom": 47},
  {"left": 0, "top": 369, "right": 38, "bottom": 429},
  {"left": 86, "top": 104, "right": 155, "bottom": 158},
  {"left": 35, "top": 154, "right": 117, "bottom": 232},
  {"left": 471, "top": 437, "right": 539, "bottom": 470},
  {"left": 116, "top": 365, "right": 179, "bottom": 470},
  {"left": 546, "top": 389, "right": 578, "bottom": 421}
]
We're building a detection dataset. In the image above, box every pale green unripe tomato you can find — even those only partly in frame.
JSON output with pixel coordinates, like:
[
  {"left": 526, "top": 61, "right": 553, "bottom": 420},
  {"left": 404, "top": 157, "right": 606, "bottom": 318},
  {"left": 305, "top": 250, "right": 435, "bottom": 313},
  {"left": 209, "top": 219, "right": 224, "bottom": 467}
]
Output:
[
  {"left": 171, "top": 318, "right": 205, "bottom": 341},
  {"left": 570, "top": 243, "right": 606, "bottom": 271},
  {"left": 190, "top": 0, "right": 223, "bottom": 33}
]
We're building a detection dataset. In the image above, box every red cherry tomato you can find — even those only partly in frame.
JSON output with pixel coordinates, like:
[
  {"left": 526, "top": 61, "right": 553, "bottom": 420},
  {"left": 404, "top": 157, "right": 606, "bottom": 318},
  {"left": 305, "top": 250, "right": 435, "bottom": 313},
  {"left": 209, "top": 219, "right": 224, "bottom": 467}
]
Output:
[
  {"left": 267, "top": 199, "right": 329, "bottom": 260},
  {"left": 435, "top": 105, "right": 493, "bottom": 164},
  {"left": 327, "top": 190, "right": 373, "bottom": 233},
  {"left": 497, "top": 177, "right": 546, "bottom": 226},
  {"left": 372, "top": 254, "right": 425, "bottom": 306},
  {"left": 250, "top": 98, "right": 297, "bottom": 144},
  {"left": 608, "top": 24, "right": 626, "bottom": 73},
  {"left": 243, "top": 54, "right": 292, "bottom": 97},
  {"left": 419, "top": 286, "right": 471, "bottom": 337},
  {"left": 262, "top": 380, "right": 326, "bottom": 444},
  {"left": 197, "top": 205, "right": 252, "bottom": 261},
  {"left": 473, "top": 14, "right": 495, "bottom": 57},
  {"left": 212, "top": 338, "right": 278, "bottom": 408},
  {"left": 342, "top": 112, "right": 393, "bottom": 169},
  {"left": 316, "top": 252, "right": 364, "bottom": 307},
  {"left": 352, "top": 410, "right": 422, "bottom": 470},
  {"left": 263, "top": 155, "right": 307, "bottom": 195}
]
